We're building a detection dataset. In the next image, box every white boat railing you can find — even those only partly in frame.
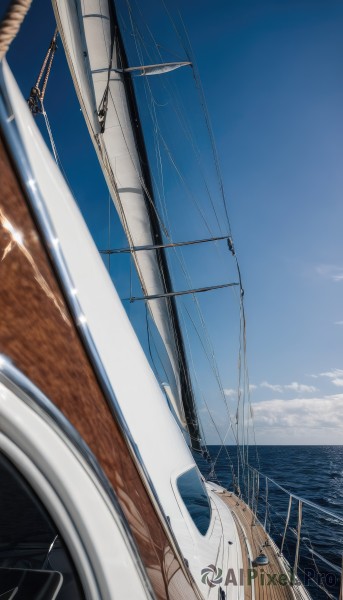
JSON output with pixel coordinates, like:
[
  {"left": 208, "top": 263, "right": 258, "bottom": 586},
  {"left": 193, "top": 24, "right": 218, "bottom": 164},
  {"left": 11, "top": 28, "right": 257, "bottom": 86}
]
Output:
[{"left": 247, "top": 465, "right": 343, "bottom": 600}]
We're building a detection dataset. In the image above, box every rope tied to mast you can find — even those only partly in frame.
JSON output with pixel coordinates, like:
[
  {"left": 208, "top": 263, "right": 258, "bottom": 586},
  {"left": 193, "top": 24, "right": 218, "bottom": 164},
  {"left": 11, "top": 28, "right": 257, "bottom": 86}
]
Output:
[
  {"left": 28, "top": 27, "right": 58, "bottom": 114},
  {"left": 0, "top": 0, "right": 32, "bottom": 61}
]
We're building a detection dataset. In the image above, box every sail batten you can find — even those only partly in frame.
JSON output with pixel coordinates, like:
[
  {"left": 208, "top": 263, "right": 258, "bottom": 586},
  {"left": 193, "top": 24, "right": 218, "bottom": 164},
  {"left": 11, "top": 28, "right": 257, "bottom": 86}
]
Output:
[
  {"left": 53, "top": 0, "right": 202, "bottom": 448},
  {"left": 90, "top": 61, "right": 191, "bottom": 76}
]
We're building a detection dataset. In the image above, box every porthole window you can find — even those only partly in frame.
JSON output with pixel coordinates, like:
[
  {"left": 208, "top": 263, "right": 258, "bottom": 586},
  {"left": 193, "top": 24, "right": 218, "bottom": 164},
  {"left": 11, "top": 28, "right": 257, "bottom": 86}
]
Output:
[
  {"left": 177, "top": 467, "right": 211, "bottom": 535},
  {"left": 0, "top": 452, "right": 85, "bottom": 599}
]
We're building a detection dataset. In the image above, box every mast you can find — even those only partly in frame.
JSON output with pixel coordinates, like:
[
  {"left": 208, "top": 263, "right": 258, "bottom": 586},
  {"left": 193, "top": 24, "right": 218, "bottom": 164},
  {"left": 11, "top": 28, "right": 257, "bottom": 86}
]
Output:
[
  {"left": 53, "top": 0, "right": 202, "bottom": 451},
  {"left": 112, "top": 5, "right": 202, "bottom": 452}
]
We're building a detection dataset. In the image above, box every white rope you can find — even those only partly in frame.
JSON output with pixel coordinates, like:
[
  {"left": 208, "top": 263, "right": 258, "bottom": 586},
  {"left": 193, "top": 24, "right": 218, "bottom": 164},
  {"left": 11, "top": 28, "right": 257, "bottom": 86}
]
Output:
[
  {"left": 42, "top": 106, "right": 59, "bottom": 165},
  {"left": 0, "top": 0, "right": 33, "bottom": 60}
]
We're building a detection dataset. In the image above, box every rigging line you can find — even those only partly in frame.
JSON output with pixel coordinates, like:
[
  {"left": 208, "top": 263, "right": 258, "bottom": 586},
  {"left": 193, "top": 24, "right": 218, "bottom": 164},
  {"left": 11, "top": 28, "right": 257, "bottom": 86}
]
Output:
[
  {"left": 99, "top": 19, "right": 172, "bottom": 247},
  {"left": 101, "top": 235, "right": 232, "bottom": 254},
  {"left": 244, "top": 347, "right": 260, "bottom": 471},
  {"left": 25, "top": 28, "right": 77, "bottom": 198},
  {"left": 153, "top": 76, "right": 226, "bottom": 241},
  {"left": 129, "top": 282, "right": 239, "bottom": 302},
  {"left": 210, "top": 434, "right": 238, "bottom": 495},
  {"left": 230, "top": 241, "right": 259, "bottom": 473},
  {"left": 113, "top": 10, "right": 171, "bottom": 240},
  {"left": 97, "top": 9, "right": 116, "bottom": 133},
  {"left": 126, "top": 8, "right": 234, "bottom": 300},
  {"left": 87, "top": 4, "right": 232, "bottom": 432},
  {"left": 168, "top": 242, "right": 242, "bottom": 426},
  {"left": 152, "top": 104, "right": 218, "bottom": 240},
  {"left": 241, "top": 298, "right": 249, "bottom": 471},
  {"left": 146, "top": 85, "right": 171, "bottom": 235},
  {"left": 164, "top": 240, "right": 236, "bottom": 434},
  {"left": 238, "top": 300, "right": 252, "bottom": 495},
  {"left": 127, "top": 12, "right": 221, "bottom": 241},
  {"left": 305, "top": 544, "right": 343, "bottom": 577},
  {"left": 212, "top": 436, "right": 243, "bottom": 499},
  {"left": 148, "top": 74, "right": 170, "bottom": 232},
  {"left": 39, "top": 103, "right": 77, "bottom": 200},
  {"left": 100, "top": 142, "right": 150, "bottom": 293},
  {"left": 180, "top": 285, "right": 247, "bottom": 472},
  {"left": 158, "top": 0, "right": 226, "bottom": 235},
  {"left": 40, "top": 28, "right": 58, "bottom": 103},
  {"left": 145, "top": 304, "right": 169, "bottom": 382},
  {"left": 130, "top": 0, "right": 186, "bottom": 62},
  {"left": 132, "top": 17, "right": 225, "bottom": 247},
  {"left": 41, "top": 105, "right": 59, "bottom": 165},
  {"left": 101, "top": 144, "right": 181, "bottom": 384},
  {"left": 142, "top": 66, "right": 224, "bottom": 238},
  {"left": 129, "top": 6, "right": 249, "bottom": 434},
  {"left": 105, "top": 86, "right": 169, "bottom": 239},
  {"left": 180, "top": 306, "right": 236, "bottom": 477},
  {"left": 107, "top": 192, "right": 111, "bottom": 272},
  {"left": 179, "top": 308, "right": 209, "bottom": 455},
  {"left": 181, "top": 302, "right": 239, "bottom": 447},
  {"left": 141, "top": 97, "right": 217, "bottom": 241},
  {"left": 178, "top": 14, "right": 232, "bottom": 236},
  {"left": 185, "top": 296, "right": 241, "bottom": 447},
  {"left": 121, "top": 4, "right": 245, "bottom": 448},
  {"left": 101, "top": 143, "right": 188, "bottom": 424},
  {"left": 306, "top": 535, "right": 327, "bottom": 579},
  {"left": 297, "top": 562, "right": 337, "bottom": 600},
  {"left": 236, "top": 305, "right": 243, "bottom": 491},
  {"left": 172, "top": 8, "right": 249, "bottom": 307},
  {"left": 27, "top": 27, "right": 58, "bottom": 115}
]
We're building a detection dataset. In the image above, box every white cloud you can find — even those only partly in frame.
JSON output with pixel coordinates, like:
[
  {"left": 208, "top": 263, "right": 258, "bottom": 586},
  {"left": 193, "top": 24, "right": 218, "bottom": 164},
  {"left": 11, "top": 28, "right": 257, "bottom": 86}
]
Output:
[
  {"left": 253, "top": 393, "right": 343, "bottom": 438},
  {"left": 335, "top": 321, "right": 343, "bottom": 325},
  {"left": 314, "top": 369, "right": 343, "bottom": 386},
  {"left": 320, "top": 368, "right": 343, "bottom": 378},
  {"left": 261, "top": 381, "right": 283, "bottom": 393},
  {"left": 260, "top": 381, "right": 317, "bottom": 394},
  {"left": 202, "top": 388, "right": 343, "bottom": 444},
  {"left": 284, "top": 382, "right": 317, "bottom": 393},
  {"left": 316, "top": 264, "right": 343, "bottom": 282},
  {"left": 224, "top": 388, "right": 236, "bottom": 397},
  {"left": 249, "top": 384, "right": 258, "bottom": 391}
]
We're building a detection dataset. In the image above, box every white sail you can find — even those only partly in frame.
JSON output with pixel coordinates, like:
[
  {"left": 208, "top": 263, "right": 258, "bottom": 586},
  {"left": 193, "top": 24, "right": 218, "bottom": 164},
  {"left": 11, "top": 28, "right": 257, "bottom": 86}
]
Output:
[{"left": 52, "top": 0, "right": 187, "bottom": 427}]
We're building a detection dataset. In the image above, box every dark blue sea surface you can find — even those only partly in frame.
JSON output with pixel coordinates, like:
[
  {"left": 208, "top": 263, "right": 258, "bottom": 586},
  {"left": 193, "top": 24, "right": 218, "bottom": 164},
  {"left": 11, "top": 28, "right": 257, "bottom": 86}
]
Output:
[{"left": 194, "top": 445, "right": 343, "bottom": 600}]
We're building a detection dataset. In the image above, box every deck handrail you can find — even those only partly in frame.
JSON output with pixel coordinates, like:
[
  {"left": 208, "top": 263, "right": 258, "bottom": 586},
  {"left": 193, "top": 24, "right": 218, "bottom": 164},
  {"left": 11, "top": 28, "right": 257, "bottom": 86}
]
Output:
[{"left": 247, "top": 465, "right": 343, "bottom": 525}]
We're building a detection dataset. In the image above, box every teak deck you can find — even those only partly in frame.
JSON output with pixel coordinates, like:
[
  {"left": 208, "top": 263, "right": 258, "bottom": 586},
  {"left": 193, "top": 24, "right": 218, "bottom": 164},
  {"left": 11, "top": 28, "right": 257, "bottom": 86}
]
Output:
[{"left": 217, "top": 491, "right": 296, "bottom": 600}]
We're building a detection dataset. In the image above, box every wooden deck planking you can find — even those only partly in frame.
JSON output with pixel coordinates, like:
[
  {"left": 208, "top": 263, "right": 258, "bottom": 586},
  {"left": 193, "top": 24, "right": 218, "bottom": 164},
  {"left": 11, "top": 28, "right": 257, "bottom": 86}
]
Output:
[{"left": 216, "top": 491, "right": 295, "bottom": 600}]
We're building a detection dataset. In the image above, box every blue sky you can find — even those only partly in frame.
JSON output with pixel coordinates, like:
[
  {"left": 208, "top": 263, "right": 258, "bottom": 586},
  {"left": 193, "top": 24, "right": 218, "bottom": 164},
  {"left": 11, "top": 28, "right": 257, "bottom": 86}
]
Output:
[{"left": 5, "top": 0, "right": 343, "bottom": 444}]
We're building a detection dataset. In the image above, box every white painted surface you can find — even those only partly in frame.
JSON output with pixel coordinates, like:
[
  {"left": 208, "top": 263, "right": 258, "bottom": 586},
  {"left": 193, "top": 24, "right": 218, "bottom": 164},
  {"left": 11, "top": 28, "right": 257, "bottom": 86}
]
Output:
[
  {"left": 0, "top": 382, "right": 150, "bottom": 600},
  {"left": 2, "top": 61, "right": 243, "bottom": 598}
]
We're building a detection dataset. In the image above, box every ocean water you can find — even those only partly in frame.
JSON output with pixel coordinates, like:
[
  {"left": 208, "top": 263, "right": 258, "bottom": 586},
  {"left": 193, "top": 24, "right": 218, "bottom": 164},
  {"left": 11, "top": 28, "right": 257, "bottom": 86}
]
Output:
[{"left": 194, "top": 445, "right": 343, "bottom": 600}]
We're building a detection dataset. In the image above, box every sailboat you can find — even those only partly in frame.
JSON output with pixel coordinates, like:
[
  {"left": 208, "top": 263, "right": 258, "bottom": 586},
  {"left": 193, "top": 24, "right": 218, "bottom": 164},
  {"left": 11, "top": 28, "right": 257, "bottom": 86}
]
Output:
[{"left": 0, "top": 1, "right": 342, "bottom": 599}]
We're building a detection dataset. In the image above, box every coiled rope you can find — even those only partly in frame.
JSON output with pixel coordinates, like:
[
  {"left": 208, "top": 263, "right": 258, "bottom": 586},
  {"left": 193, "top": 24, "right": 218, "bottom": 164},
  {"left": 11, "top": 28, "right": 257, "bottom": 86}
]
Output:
[{"left": 0, "top": 0, "right": 33, "bottom": 61}]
